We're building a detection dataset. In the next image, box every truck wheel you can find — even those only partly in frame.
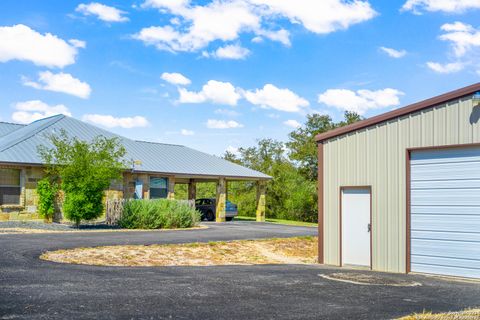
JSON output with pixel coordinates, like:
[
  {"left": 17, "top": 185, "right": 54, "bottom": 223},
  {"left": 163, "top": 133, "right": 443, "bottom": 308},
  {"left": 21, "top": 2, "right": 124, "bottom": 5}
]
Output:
[{"left": 206, "top": 211, "right": 215, "bottom": 221}]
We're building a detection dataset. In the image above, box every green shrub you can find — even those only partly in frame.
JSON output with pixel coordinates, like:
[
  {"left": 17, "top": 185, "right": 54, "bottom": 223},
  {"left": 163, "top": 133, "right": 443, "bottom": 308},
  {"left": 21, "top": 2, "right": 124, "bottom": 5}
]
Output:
[
  {"left": 118, "top": 199, "right": 201, "bottom": 229},
  {"left": 36, "top": 178, "right": 58, "bottom": 221},
  {"left": 38, "top": 131, "right": 126, "bottom": 226}
]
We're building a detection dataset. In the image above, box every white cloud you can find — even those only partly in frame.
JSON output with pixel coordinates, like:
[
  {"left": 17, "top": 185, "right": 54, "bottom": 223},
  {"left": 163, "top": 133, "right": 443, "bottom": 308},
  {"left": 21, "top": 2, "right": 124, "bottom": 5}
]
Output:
[
  {"left": 380, "top": 46, "right": 406, "bottom": 58},
  {"left": 180, "top": 128, "right": 195, "bottom": 136},
  {"left": 161, "top": 72, "right": 191, "bottom": 85},
  {"left": 256, "top": 28, "right": 291, "bottom": 46},
  {"left": 423, "top": 22, "right": 480, "bottom": 75},
  {"left": 318, "top": 88, "right": 404, "bottom": 115},
  {"left": 206, "top": 119, "right": 243, "bottom": 129},
  {"left": 22, "top": 71, "right": 91, "bottom": 99},
  {"left": 244, "top": 84, "right": 309, "bottom": 112},
  {"left": 439, "top": 22, "right": 480, "bottom": 57},
  {"left": 82, "top": 114, "right": 149, "bottom": 128},
  {"left": 402, "top": 0, "right": 480, "bottom": 14},
  {"left": 135, "top": 1, "right": 260, "bottom": 52},
  {"left": 178, "top": 80, "right": 241, "bottom": 105},
  {"left": 0, "top": 24, "right": 82, "bottom": 68},
  {"left": 69, "top": 39, "right": 87, "bottom": 48},
  {"left": 426, "top": 61, "right": 465, "bottom": 74},
  {"left": 11, "top": 100, "right": 72, "bottom": 124},
  {"left": 249, "top": 0, "right": 377, "bottom": 34},
  {"left": 76, "top": 2, "right": 129, "bottom": 22},
  {"left": 226, "top": 145, "right": 240, "bottom": 155},
  {"left": 136, "top": 0, "right": 375, "bottom": 54},
  {"left": 284, "top": 119, "right": 301, "bottom": 128},
  {"left": 210, "top": 44, "right": 251, "bottom": 59}
]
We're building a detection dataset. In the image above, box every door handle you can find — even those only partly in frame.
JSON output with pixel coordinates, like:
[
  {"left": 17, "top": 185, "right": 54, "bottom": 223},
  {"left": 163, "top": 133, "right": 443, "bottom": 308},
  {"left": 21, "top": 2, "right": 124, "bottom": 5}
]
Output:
[{"left": 367, "top": 223, "right": 371, "bottom": 233}]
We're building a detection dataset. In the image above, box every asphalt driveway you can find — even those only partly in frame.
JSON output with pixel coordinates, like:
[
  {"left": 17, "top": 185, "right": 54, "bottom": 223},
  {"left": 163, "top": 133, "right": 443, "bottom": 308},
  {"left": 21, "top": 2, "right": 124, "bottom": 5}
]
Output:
[{"left": 0, "top": 221, "right": 479, "bottom": 319}]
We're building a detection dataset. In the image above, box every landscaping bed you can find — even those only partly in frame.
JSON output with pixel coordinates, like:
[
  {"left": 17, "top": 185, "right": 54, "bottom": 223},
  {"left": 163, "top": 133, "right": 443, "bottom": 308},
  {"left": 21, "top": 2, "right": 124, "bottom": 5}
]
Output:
[
  {"left": 398, "top": 308, "right": 480, "bottom": 319},
  {"left": 40, "top": 236, "right": 318, "bottom": 266}
]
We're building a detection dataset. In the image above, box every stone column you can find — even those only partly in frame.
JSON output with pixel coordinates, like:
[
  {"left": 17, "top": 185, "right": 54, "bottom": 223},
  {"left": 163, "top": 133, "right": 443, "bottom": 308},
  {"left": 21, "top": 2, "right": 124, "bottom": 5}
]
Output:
[
  {"left": 188, "top": 179, "right": 196, "bottom": 201},
  {"left": 167, "top": 176, "right": 175, "bottom": 199},
  {"left": 216, "top": 177, "right": 226, "bottom": 222},
  {"left": 256, "top": 180, "right": 266, "bottom": 222}
]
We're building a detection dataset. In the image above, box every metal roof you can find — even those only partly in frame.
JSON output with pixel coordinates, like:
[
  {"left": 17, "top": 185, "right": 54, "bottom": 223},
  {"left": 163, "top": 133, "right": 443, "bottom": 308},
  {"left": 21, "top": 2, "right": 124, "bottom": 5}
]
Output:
[
  {"left": 0, "top": 115, "right": 270, "bottom": 180},
  {"left": 0, "top": 122, "right": 25, "bottom": 138}
]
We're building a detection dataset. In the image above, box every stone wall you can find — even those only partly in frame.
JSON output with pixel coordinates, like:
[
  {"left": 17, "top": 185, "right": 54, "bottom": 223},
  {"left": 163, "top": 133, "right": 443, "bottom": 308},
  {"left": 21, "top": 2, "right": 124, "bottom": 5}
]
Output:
[{"left": 0, "top": 166, "right": 44, "bottom": 221}]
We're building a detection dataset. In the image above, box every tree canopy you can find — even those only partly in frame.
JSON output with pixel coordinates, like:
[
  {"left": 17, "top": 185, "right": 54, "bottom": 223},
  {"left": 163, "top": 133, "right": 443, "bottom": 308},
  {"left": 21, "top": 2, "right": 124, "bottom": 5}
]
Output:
[
  {"left": 38, "top": 131, "right": 126, "bottom": 226},
  {"left": 222, "top": 112, "right": 363, "bottom": 222}
]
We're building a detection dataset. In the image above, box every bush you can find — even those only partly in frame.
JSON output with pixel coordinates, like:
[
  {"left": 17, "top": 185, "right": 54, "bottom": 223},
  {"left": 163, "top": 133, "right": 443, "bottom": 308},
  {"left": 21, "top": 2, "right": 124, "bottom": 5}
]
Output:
[
  {"left": 38, "top": 131, "right": 126, "bottom": 226},
  {"left": 118, "top": 199, "right": 201, "bottom": 229},
  {"left": 36, "top": 178, "right": 58, "bottom": 222}
]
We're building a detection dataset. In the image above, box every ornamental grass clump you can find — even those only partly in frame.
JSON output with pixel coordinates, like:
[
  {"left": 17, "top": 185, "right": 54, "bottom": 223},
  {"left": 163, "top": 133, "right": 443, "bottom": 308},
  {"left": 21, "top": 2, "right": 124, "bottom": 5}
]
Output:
[{"left": 118, "top": 199, "right": 200, "bottom": 229}]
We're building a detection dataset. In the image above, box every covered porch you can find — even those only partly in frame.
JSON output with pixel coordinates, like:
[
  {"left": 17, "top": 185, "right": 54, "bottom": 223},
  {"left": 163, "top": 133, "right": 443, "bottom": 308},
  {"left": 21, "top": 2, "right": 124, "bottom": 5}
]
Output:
[{"left": 123, "top": 172, "right": 268, "bottom": 222}]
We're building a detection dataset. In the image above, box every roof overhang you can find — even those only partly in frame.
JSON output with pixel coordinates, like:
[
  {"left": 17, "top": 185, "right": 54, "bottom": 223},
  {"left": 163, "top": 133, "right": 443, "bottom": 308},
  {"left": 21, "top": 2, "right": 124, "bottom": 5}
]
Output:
[
  {"left": 316, "top": 82, "right": 480, "bottom": 143},
  {"left": 0, "top": 161, "right": 271, "bottom": 181}
]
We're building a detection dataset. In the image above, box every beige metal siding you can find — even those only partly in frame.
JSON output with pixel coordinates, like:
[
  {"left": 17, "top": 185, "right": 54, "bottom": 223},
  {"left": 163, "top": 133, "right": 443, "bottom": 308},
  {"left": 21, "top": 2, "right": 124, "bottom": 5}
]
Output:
[{"left": 323, "top": 96, "right": 479, "bottom": 273}]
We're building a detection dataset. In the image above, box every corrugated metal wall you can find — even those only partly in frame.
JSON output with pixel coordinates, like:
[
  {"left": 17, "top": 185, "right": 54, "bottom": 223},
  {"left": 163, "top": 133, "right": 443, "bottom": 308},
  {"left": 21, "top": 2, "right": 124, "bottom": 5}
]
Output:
[{"left": 323, "top": 95, "right": 480, "bottom": 273}]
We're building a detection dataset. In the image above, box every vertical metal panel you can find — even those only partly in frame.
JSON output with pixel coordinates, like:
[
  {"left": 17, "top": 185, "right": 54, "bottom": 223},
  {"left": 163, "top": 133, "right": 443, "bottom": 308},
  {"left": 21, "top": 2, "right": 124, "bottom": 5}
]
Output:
[{"left": 323, "top": 96, "right": 479, "bottom": 273}]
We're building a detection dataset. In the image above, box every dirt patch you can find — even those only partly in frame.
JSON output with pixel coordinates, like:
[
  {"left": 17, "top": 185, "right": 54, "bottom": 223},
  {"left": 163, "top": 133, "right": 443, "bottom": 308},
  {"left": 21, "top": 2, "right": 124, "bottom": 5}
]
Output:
[
  {"left": 397, "top": 308, "right": 480, "bottom": 319},
  {"left": 40, "top": 236, "right": 318, "bottom": 267},
  {"left": 320, "top": 272, "right": 421, "bottom": 287}
]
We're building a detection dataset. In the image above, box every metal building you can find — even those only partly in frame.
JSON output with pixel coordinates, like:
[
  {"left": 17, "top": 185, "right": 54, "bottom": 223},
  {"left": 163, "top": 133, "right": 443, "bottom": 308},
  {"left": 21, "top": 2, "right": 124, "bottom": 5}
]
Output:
[{"left": 316, "top": 83, "right": 480, "bottom": 279}]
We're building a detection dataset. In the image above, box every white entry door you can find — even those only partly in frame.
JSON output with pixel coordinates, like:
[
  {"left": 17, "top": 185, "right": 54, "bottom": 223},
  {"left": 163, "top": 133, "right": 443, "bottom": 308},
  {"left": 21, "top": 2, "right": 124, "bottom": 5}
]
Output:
[{"left": 341, "top": 188, "right": 371, "bottom": 267}]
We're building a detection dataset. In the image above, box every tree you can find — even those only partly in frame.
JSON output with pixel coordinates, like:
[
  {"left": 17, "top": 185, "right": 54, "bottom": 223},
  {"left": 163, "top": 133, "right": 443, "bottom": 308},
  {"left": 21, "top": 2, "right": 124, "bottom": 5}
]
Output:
[
  {"left": 222, "top": 112, "right": 363, "bottom": 222},
  {"left": 36, "top": 177, "right": 58, "bottom": 222},
  {"left": 286, "top": 114, "right": 335, "bottom": 181},
  {"left": 38, "top": 131, "right": 126, "bottom": 226},
  {"left": 286, "top": 112, "right": 363, "bottom": 180}
]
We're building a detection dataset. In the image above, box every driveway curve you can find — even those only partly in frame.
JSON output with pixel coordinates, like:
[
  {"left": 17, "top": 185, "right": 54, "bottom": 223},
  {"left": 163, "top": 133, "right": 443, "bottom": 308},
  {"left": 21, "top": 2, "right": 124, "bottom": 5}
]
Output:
[{"left": 0, "top": 221, "right": 479, "bottom": 320}]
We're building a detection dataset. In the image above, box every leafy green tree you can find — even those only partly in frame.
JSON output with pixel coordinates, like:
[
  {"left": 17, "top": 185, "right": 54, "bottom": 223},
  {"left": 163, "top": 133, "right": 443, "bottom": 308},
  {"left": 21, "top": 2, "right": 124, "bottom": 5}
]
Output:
[
  {"left": 222, "top": 112, "right": 363, "bottom": 222},
  {"left": 287, "top": 112, "right": 363, "bottom": 180},
  {"left": 36, "top": 178, "right": 58, "bottom": 222},
  {"left": 38, "top": 131, "right": 126, "bottom": 226}
]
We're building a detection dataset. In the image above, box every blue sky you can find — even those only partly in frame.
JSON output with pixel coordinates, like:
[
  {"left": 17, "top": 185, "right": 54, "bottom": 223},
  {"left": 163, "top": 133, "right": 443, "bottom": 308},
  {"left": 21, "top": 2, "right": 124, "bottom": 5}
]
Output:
[{"left": 0, "top": 0, "right": 479, "bottom": 155}]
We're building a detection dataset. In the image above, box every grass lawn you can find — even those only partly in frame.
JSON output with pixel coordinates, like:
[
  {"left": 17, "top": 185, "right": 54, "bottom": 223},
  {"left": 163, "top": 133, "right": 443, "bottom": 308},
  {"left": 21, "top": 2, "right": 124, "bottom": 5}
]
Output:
[
  {"left": 236, "top": 216, "right": 317, "bottom": 227},
  {"left": 41, "top": 236, "right": 318, "bottom": 267}
]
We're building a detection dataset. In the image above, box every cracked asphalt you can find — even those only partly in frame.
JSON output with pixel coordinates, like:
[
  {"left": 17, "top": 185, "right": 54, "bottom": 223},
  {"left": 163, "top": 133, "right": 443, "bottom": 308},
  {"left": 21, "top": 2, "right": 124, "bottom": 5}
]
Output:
[{"left": 0, "top": 221, "right": 479, "bottom": 319}]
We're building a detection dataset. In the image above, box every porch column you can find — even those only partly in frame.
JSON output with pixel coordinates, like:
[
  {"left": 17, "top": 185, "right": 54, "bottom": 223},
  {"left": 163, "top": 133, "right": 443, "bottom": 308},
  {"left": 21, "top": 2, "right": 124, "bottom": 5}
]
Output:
[
  {"left": 188, "top": 179, "right": 196, "bottom": 201},
  {"left": 167, "top": 176, "right": 175, "bottom": 199},
  {"left": 216, "top": 177, "right": 226, "bottom": 222},
  {"left": 256, "top": 180, "right": 266, "bottom": 222}
]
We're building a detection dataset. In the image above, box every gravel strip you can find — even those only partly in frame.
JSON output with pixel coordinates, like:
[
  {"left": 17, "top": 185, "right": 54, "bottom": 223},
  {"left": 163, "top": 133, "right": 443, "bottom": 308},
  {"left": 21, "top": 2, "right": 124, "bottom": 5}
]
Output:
[{"left": 0, "top": 221, "right": 121, "bottom": 231}]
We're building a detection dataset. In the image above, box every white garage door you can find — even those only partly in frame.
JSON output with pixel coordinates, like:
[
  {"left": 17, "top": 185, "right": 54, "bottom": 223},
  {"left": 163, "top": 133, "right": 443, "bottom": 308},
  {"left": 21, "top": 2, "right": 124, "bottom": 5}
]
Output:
[{"left": 411, "top": 147, "right": 480, "bottom": 279}]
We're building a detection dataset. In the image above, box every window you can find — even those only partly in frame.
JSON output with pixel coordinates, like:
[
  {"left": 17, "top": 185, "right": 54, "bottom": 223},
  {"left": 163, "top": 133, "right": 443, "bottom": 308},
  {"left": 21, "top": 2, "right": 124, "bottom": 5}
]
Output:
[
  {"left": 150, "top": 177, "right": 168, "bottom": 199},
  {"left": 0, "top": 169, "right": 21, "bottom": 205}
]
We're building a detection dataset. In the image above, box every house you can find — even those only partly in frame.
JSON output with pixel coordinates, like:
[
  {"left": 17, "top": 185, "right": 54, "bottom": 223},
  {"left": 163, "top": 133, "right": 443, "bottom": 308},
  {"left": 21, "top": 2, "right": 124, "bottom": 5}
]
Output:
[
  {"left": 316, "top": 83, "right": 480, "bottom": 279},
  {"left": 0, "top": 115, "right": 270, "bottom": 222}
]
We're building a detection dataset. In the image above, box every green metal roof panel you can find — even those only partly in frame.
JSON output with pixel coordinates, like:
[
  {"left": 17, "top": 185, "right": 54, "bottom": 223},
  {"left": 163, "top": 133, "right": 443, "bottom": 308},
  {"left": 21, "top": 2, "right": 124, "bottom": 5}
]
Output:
[{"left": 0, "top": 115, "right": 270, "bottom": 179}]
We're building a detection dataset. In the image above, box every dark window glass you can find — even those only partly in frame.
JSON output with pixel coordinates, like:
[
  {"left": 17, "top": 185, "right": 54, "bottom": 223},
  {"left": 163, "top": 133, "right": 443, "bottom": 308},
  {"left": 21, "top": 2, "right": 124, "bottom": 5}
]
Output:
[
  {"left": 150, "top": 177, "right": 168, "bottom": 199},
  {"left": 0, "top": 169, "right": 21, "bottom": 205}
]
